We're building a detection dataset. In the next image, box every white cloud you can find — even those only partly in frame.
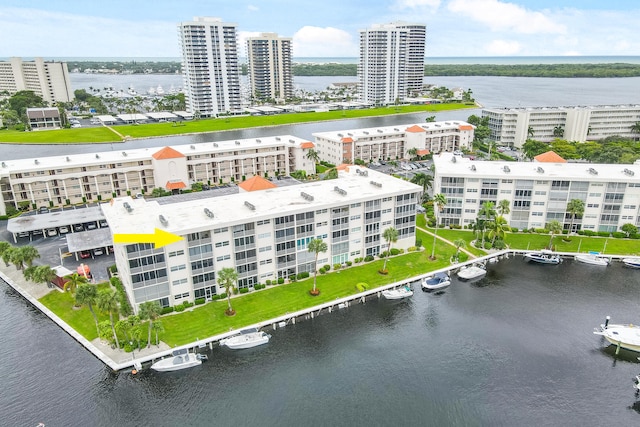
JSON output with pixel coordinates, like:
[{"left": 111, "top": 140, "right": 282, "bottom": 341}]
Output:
[
  {"left": 292, "top": 26, "right": 357, "bottom": 57},
  {"left": 447, "top": 0, "right": 566, "bottom": 35},
  {"left": 485, "top": 39, "right": 521, "bottom": 55},
  {"left": 247, "top": 5, "right": 259, "bottom": 12}
]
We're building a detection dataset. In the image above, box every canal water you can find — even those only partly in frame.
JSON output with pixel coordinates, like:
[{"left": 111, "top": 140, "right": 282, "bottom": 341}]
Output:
[{"left": 2, "top": 257, "right": 640, "bottom": 426}]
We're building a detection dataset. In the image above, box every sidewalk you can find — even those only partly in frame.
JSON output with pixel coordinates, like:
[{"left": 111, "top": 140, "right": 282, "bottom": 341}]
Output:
[{"left": 417, "top": 226, "right": 478, "bottom": 259}]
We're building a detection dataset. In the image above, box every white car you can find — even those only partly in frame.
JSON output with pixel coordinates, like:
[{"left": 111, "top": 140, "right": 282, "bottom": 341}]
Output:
[{"left": 453, "top": 150, "right": 463, "bottom": 156}]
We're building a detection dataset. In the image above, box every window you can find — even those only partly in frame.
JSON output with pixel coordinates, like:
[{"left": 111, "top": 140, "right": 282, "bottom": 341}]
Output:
[
  {"left": 216, "top": 254, "right": 231, "bottom": 262},
  {"left": 259, "top": 246, "right": 272, "bottom": 253},
  {"left": 466, "top": 188, "right": 478, "bottom": 193},
  {"left": 172, "top": 278, "right": 188, "bottom": 286},
  {"left": 215, "top": 241, "right": 229, "bottom": 248},
  {"left": 170, "top": 264, "right": 186, "bottom": 272},
  {"left": 257, "top": 232, "right": 271, "bottom": 239},
  {"left": 213, "top": 227, "right": 228, "bottom": 234}
]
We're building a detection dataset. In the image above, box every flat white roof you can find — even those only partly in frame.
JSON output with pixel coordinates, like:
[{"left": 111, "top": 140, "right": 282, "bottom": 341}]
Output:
[
  {"left": 173, "top": 111, "right": 194, "bottom": 118},
  {"left": 433, "top": 153, "right": 640, "bottom": 182},
  {"left": 117, "top": 113, "right": 149, "bottom": 121},
  {"left": 101, "top": 166, "right": 422, "bottom": 236},
  {"left": 146, "top": 112, "right": 178, "bottom": 120},
  {"left": 95, "top": 115, "right": 117, "bottom": 122},
  {"left": 313, "top": 121, "right": 472, "bottom": 141},
  {"left": 7, "top": 207, "right": 106, "bottom": 233}
]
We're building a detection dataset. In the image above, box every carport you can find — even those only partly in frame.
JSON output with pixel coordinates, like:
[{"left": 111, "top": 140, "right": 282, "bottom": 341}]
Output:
[
  {"left": 6, "top": 207, "right": 107, "bottom": 243},
  {"left": 66, "top": 228, "right": 113, "bottom": 261}
]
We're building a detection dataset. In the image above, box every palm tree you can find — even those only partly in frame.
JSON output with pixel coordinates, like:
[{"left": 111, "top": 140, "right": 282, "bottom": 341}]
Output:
[
  {"left": 218, "top": 267, "right": 238, "bottom": 316},
  {"left": 75, "top": 283, "right": 100, "bottom": 335},
  {"left": 527, "top": 126, "right": 535, "bottom": 138},
  {"left": 381, "top": 227, "right": 398, "bottom": 273},
  {"left": 430, "top": 193, "right": 447, "bottom": 260},
  {"left": 546, "top": 220, "right": 563, "bottom": 249},
  {"left": 139, "top": 301, "right": 162, "bottom": 348},
  {"left": 497, "top": 199, "right": 511, "bottom": 216},
  {"left": 151, "top": 320, "right": 165, "bottom": 345},
  {"left": 18, "top": 245, "right": 40, "bottom": 269},
  {"left": 97, "top": 288, "right": 121, "bottom": 349},
  {"left": 63, "top": 272, "right": 88, "bottom": 295},
  {"left": 0, "top": 241, "right": 12, "bottom": 265},
  {"left": 407, "top": 147, "right": 418, "bottom": 160},
  {"left": 425, "top": 115, "right": 436, "bottom": 123},
  {"left": 1, "top": 245, "right": 14, "bottom": 267},
  {"left": 488, "top": 216, "right": 508, "bottom": 246},
  {"left": 631, "top": 121, "right": 640, "bottom": 141},
  {"left": 566, "top": 199, "right": 585, "bottom": 234},
  {"left": 553, "top": 126, "right": 564, "bottom": 138},
  {"left": 307, "top": 238, "right": 328, "bottom": 295},
  {"left": 305, "top": 149, "right": 320, "bottom": 164},
  {"left": 410, "top": 172, "right": 434, "bottom": 194},
  {"left": 477, "top": 201, "right": 496, "bottom": 248},
  {"left": 24, "top": 265, "right": 56, "bottom": 285},
  {"left": 452, "top": 239, "right": 466, "bottom": 262}
]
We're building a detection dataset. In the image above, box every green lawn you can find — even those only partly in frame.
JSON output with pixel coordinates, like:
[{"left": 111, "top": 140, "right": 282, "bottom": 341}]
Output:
[{"left": 0, "top": 103, "right": 475, "bottom": 144}]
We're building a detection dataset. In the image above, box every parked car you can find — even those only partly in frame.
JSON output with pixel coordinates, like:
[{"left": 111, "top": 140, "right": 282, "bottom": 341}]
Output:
[
  {"left": 38, "top": 206, "right": 49, "bottom": 214},
  {"left": 73, "top": 224, "right": 84, "bottom": 232},
  {"left": 79, "top": 251, "right": 91, "bottom": 259},
  {"left": 17, "top": 231, "right": 30, "bottom": 238},
  {"left": 86, "top": 223, "right": 97, "bottom": 230},
  {"left": 453, "top": 150, "right": 463, "bottom": 156},
  {"left": 46, "top": 228, "right": 58, "bottom": 237},
  {"left": 98, "top": 220, "right": 108, "bottom": 228},
  {"left": 32, "top": 229, "right": 43, "bottom": 236},
  {"left": 93, "top": 248, "right": 105, "bottom": 256},
  {"left": 59, "top": 226, "right": 70, "bottom": 234}
]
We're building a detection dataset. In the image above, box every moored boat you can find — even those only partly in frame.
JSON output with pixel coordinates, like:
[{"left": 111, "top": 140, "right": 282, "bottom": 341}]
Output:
[
  {"left": 524, "top": 250, "right": 561, "bottom": 265},
  {"left": 594, "top": 317, "right": 640, "bottom": 353},
  {"left": 382, "top": 285, "right": 413, "bottom": 300},
  {"left": 574, "top": 252, "right": 610, "bottom": 266},
  {"left": 421, "top": 272, "right": 451, "bottom": 291},
  {"left": 220, "top": 328, "right": 271, "bottom": 349},
  {"left": 150, "top": 348, "right": 202, "bottom": 372},
  {"left": 622, "top": 257, "right": 640, "bottom": 268},
  {"left": 457, "top": 263, "right": 486, "bottom": 281}
]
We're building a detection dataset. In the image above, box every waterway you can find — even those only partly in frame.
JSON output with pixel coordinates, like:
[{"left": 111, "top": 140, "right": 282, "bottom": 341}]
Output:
[{"left": 3, "top": 258, "right": 640, "bottom": 425}]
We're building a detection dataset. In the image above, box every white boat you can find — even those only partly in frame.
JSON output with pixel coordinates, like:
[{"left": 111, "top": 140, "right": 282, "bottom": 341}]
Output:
[
  {"left": 382, "top": 285, "right": 413, "bottom": 300},
  {"left": 421, "top": 272, "right": 451, "bottom": 291},
  {"left": 524, "top": 250, "right": 561, "bottom": 265},
  {"left": 574, "top": 252, "right": 610, "bottom": 266},
  {"left": 156, "top": 85, "right": 165, "bottom": 96},
  {"left": 622, "top": 257, "right": 640, "bottom": 268},
  {"left": 150, "top": 348, "right": 202, "bottom": 372},
  {"left": 220, "top": 328, "right": 271, "bottom": 349},
  {"left": 457, "top": 263, "right": 486, "bottom": 281},
  {"left": 594, "top": 318, "right": 640, "bottom": 353}
]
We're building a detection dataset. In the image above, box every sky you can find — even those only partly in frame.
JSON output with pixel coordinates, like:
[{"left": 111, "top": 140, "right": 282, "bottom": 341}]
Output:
[{"left": 0, "top": 0, "right": 639, "bottom": 58}]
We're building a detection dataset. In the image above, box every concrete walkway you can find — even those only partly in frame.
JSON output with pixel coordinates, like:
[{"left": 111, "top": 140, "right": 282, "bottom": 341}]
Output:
[{"left": 417, "top": 226, "right": 478, "bottom": 259}]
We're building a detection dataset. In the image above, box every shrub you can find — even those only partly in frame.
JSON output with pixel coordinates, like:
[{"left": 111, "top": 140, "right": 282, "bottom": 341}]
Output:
[
  {"left": 612, "top": 232, "right": 626, "bottom": 239},
  {"left": 390, "top": 248, "right": 400, "bottom": 256},
  {"left": 218, "top": 292, "right": 227, "bottom": 299},
  {"left": 345, "top": 261, "right": 352, "bottom": 266},
  {"left": 510, "top": 227, "right": 519, "bottom": 233},
  {"left": 582, "top": 230, "right": 595, "bottom": 236},
  {"left": 483, "top": 242, "right": 492, "bottom": 249},
  {"left": 265, "top": 279, "right": 272, "bottom": 286},
  {"left": 175, "top": 304, "right": 186, "bottom": 312},
  {"left": 378, "top": 251, "right": 388, "bottom": 258},
  {"left": 254, "top": 283, "right": 265, "bottom": 290},
  {"left": 534, "top": 228, "right": 547, "bottom": 234},
  {"left": 333, "top": 263, "right": 342, "bottom": 270},
  {"left": 183, "top": 301, "right": 194, "bottom": 308},
  {"left": 356, "top": 282, "right": 368, "bottom": 292},
  {"left": 323, "top": 264, "right": 331, "bottom": 271},
  {"left": 364, "top": 255, "right": 374, "bottom": 262},
  {"left": 161, "top": 306, "right": 175, "bottom": 315},
  {"left": 354, "top": 257, "right": 362, "bottom": 263},
  {"left": 492, "top": 239, "right": 506, "bottom": 250},
  {"left": 407, "top": 246, "right": 417, "bottom": 252},
  {"left": 277, "top": 277, "right": 285, "bottom": 284},
  {"left": 239, "top": 288, "right": 249, "bottom": 294},
  {"left": 562, "top": 229, "right": 569, "bottom": 234},
  {"left": 415, "top": 238, "right": 422, "bottom": 248},
  {"left": 296, "top": 271, "right": 310, "bottom": 279},
  {"left": 195, "top": 298, "right": 206, "bottom": 305},
  {"left": 319, "top": 267, "right": 327, "bottom": 274},
  {"left": 597, "top": 231, "right": 610, "bottom": 237}
]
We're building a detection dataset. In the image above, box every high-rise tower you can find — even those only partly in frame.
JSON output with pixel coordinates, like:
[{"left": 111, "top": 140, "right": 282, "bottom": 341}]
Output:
[{"left": 246, "top": 33, "right": 293, "bottom": 103}]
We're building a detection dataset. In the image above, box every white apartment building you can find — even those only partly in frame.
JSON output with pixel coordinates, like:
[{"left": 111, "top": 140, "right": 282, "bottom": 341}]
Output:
[
  {"left": 177, "top": 17, "right": 242, "bottom": 117},
  {"left": 0, "top": 57, "right": 73, "bottom": 103},
  {"left": 358, "top": 22, "right": 426, "bottom": 106},
  {"left": 313, "top": 121, "right": 474, "bottom": 165},
  {"left": 100, "top": 166, "right": 421, "bottom": 310},
  {"left": 246, "top": 33, "right": 293, "bottom": 103},
  {"left": 433, "top": 153, "right": 640, "bottom": 232},
  {"left": 483, "top": 104, "right": 640, "bottom": 148},
  {"left": 0, "top": 136, "right": 316, "bottom": 215}
]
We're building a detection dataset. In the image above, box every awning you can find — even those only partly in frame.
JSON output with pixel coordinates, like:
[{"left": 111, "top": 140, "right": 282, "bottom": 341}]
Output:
[{"left": 166, "top": 180, "right": 187, "bottom": 190}]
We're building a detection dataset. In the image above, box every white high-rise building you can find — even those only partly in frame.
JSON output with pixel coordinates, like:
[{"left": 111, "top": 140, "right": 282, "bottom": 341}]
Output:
[
  {"left": 246, "top": 33, "right": 293, "bottom": 103},
  {"left": 358, "top": 22, "right": 426, "bottom": 106},
  {"left": 177, "top": 17, "right": 242, "bottom": 118},
  {"left": 0, "top": 57, "right": 73, "bottom": 103}
]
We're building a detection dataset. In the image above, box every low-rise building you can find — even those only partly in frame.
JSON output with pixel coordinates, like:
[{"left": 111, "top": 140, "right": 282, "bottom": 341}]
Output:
[
  {"left": 27, "top": 107, "right": 62, "bottom": 130},
  {"left": 101, "top": 166, "right": 421, "bottom": 311},
  {"left": 312, "top": 121, "right": 474, "bottom": 165},
  {"left": 433, "top": 153, "right": 640, "bottom": 232}
]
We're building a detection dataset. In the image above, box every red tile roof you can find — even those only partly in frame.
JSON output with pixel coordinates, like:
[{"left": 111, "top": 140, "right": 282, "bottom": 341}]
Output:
[
  {"left": 459, "top": 124, "right": 473, "bottom": 131},
  {"left": 152, "top": 146, "right": 185, "bottom": 160},
  {"left": 238, "top": 175, "right": 277, "bottom": 192},
  {"left": 300, "top": 141, "right": 315, "bottom": 149},
  {"left": 336, "top": 164, "right": 351, "bottom": 171},
  {"left": 416, "top": 149, "right": 430, "bottom": 156},
  {"left": 406, "top": 125, "right": 425, "bottom": 133},
  {"left": 166, "top": 180, "right": 187, "bottom": 190},
  {"left": 341, "top": 137, "right": 354, "bottom": 143},
  {"left": 534, "top": 150, "right": 566, "bottom": 163}
]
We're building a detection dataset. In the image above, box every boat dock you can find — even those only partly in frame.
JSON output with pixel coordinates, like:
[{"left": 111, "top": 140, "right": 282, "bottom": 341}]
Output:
[{"left": 1, "top": 248, "right": 636, "bottom": 371}]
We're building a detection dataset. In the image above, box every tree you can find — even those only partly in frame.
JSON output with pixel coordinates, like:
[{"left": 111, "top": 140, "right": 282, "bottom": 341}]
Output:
[
  {"left": 630, "top": 122, "right": 640, "bottom": 141},
  {"left": 63, "top": 272, "right": 88, "bottom": 295},
  {"left": 307, "top": 238, "right": 328, "bottom": 296},
  {"left": 139, "top": 301, "right": 162, "bottom": 348},
  {"left": 0, "top": 241, "right": 13, "bottom": 266},
  {"left": 152, "top": 320, "right": 165, "bottom": 345},
  {"left": 546, "top": 220, "right": 563, "bottom": 249},
  {"left": 452, "top": 239, "right": 466, "bottom": 262},
  {"left": 17, "top": 246, "right": 40, "bottom": 269},
  {"left": 553, "top": 126, "right": 564, "bottom": 138},
  {"left": 477, "top": 201, "right": 496, "bottom": 248},
  {"left": 411, "top": 173, "right": 434, "bottom": 194},
  {"left": 23, "top": 265, "right": 56, "bottom": 285},
  {"left": 488, "top": 216, "right": 508, "bottom": 247},
  {"left": 323, "top": 168, "right": 338, "bottom": 180},
  {"left": 305, "top": 149, "right": 320, "bottom": 164},
  {"left": 381, "top": 227, "right": 398, "bottom": 273},
  {"left": 566, "top": 199, "right": 585, "bottom": 234},
  {"left": 97, "top": 288, "right": 121, "bottom": 349},
  {"left": 621, "top": 223, "right": 638, "bottom": 237},
  {"left": 497, "top": 199, "right": 511, "bottom": 216},
  {"left": 407, "top": 147, "right": 418, "bottom": 160},
  {"left": 430, "top": 193, "right": 447, "bottom": 260},
  {"left": 75, "top": 283, "right": 100, "bottom": 335},
  {"left": 8, "top": 90, "right": 46, "bottom": 122},
  {"left": 217, "top": 267, "right": 238, "bottom": 316},
  {"left": 521, "top": 139, "right": 549, "bottom": 160},
  {"left": 527, "top": 126, "right": 535, "bottom": 138},
  {"left": 425, "top": 115, "right": 436, "bottom": 122}
]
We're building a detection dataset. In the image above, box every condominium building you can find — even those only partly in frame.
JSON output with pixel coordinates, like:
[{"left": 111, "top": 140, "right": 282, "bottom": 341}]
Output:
[
  {"left": 177, "top": 17, "right": 242, "bottom": 117},
  {"left": 433, "top": 153, "right": 640, "bottom": 232},
  {"left": 0, "top": 57, "right": 73, "bottom": 103},
  {"left": 0, "top": 135, "right": 316, "bottom": 215},
  {"left": 358, "top": 22, "right": 426, "bottom": 105},
  {"left": 101, "top": 166, "right": 421, "bottom": 310},
  {"left": 482, "top": 104, "right": 640, "bottom": 148},
  {"left": 246, "top": 33, "right": 293, "bottom": 103},
  {"left": 313, "top": 121, "right": 474, "bottom": 165}
]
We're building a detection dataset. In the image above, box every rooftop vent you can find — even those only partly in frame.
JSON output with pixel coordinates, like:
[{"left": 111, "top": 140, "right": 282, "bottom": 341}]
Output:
[
  {"left": 34, "top": 159, "right": 39, "bottom": 164},
  {"left": 122, "top": 151, "right": 127, "bottom": 157},
  {"left": 190, "top": 145, "right": 195, "bottom": 149},
  {"left": 536, "top": 167, "right": 545, "bottom": 174},
  {"left": 348, "top": 133, "right": 353, "bottom": 136},
  {"left": 289, "top": 139, "right": 295, "bottom": 144},
  {"left": 95, "top": 154, "right": 100, "bottom": 159},
  {"left": 337, "top": 133, "right": 343, "bottom": 137},
  {"left": 451, "top": 156, "right": 456, "bottom": 163},
  {"left": 66, "top": 157, "right": 71, "bottom": 162},
  {"left": 1, "top": 162, "right": 5, "bottom": 167},
  {"left": 204, "top": 208, "right": 214, "bottom": 218},
  {"left": 275, "top": 137, "right": 281, "bottom": 141},
  {"left": 256, "top": 139, "right": 261, "bottom": 143},
  {"left": 356, "top": 169, "right": 368, "bottom": 177},
  {"left": 244, "top": 201, "right": 256, "bottom": 211},
  {"left": 235, "top": 141, "right": 240, "bottom": 145},
  {"left": 394, "top": 128, "right": 399, "bottom": 131},
  {"left": 213, "top": 143, "right": 218, "bottom": 147},
  {"left": 370, "top": 180, "right": 382, "bottom": 188},
  {"left": 363, "top": 131, "right": 369, "bottom": 135},
  {"left": 159, "top": 215, "right": 169, "bottom": 226},
  {"left": 470, "top": 165, "right": 476, "bottom": 171},
  {"left": 123, "top": 202, "right": 133, "bottom": 213},
  {"left": 503, "top": 166, "right": 510, "bottom": 173},
  {"left": 588, "top": 167, "right": 598, "bottom": 175},
  {"left": 301, "top": 191, "right": 314, "bottom": 201},
  {"left": 334, "top": 186, "right": 347, "bottom": 196},
  {"left": 377, "top": 129, "right": 383, "bottom": 133},
  {"left": 623, "top": 168, "right": 635, "bottom": 176}
]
